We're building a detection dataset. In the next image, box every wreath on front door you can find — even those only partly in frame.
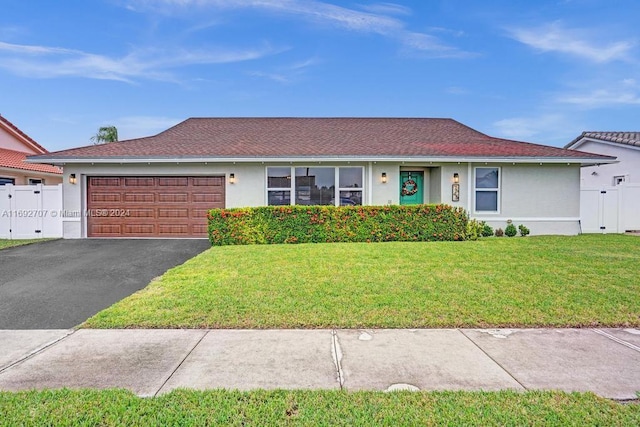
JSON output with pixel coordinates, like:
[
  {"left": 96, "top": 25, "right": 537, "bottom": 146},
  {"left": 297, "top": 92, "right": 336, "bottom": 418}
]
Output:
[{"left": 401, "top": 178, "right": 418, "bottom": 196}]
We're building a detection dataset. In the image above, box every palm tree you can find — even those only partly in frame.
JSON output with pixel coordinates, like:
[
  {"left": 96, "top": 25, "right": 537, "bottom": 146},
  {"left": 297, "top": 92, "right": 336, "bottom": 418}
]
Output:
[{"left": 90, "top": 126, "right": 118, "bottom": 144}]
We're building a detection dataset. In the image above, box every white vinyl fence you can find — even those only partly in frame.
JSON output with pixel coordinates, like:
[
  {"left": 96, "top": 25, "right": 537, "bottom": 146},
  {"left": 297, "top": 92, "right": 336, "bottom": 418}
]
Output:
[
  {"left": 580, "top": 183, "right": 640, "bottom": 233},
  {"left": 0, "top": 184, "right": 63, "bottom": 239}
]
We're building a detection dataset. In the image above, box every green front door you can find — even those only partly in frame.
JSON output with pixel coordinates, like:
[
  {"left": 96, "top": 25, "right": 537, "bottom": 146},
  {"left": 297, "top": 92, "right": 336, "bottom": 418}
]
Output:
[{"left": 399, "top": 171, "right": 424, "bottom": 205}]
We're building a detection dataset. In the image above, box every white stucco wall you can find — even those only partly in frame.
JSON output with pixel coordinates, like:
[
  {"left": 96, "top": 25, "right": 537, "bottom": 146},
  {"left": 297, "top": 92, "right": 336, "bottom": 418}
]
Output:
[
  {"left": 60, "top": 161, "right": 582, "bottom": 237},
  {"left": 471, "top": 163, "right": 581, "bottom": 235},
  {"left": 574, "top": 140, "right": 640, "bottom": 187},
  {"left": 370, "top": 163, "right": 399, "bottom": 205}
]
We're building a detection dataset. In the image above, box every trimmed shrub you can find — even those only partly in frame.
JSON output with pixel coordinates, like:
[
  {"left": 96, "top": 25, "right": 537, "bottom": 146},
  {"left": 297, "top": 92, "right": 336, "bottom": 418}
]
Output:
[
  {"left": 505, "top": 223, "right": 517, "bottom": 237},
  {"left": 466, "top": 219, "right": 484, "bottom": 241},
  {"left": 481, "top": 222, "right": 494, "bottom": 237},
  {"left": 518, "top": 224, "right": 530, "bottom": 237},
  {"left": 495, "top": 228, "right": 504, "bottom": 237},
  {"left": 208, "top": 204, "right": 469, "bottom": 246}
]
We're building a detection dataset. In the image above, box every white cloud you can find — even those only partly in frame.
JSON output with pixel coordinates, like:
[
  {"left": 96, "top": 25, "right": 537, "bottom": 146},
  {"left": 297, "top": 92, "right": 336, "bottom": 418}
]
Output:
[
  {"left": 557, "top": 78, "right": 640, "bottom": 108},
  {"left": 558, "top": 89, "right": 640, "bottom": 107},
  {"left": 357, "top": 2, "right": 411, "bottom": 16},
  {"left": 0, "top": 40, "right": 282, "bottom": 82},
  {"left": 445, "top": 86, "right": 468, "bottom": 95},
  {"left": 508, "top": 22, "right": 635, "bottom": 63},
  {"left": 125, "top": 0, "right": 472, "bottom": 57},
  {"left": 248, "top": 56, "right": 320, "bottom": 83},
  {"left": 493, "top": 114, "right": 571, "bottom": 142},
  {"left": 400, "top": 32, "right": 474, "bottom": 58}
]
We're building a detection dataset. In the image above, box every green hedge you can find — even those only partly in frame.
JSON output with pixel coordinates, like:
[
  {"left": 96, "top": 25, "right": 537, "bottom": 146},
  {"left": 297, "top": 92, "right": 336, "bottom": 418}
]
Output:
[{"left": 208, "top": 204, "right": 469, "bottom": 245}]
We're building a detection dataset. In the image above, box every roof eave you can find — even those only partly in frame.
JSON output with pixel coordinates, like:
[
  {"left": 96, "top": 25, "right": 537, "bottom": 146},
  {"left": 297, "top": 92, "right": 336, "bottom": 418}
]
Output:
[{"left": 26, "top": 155, "right": 617, "bottom": 165}]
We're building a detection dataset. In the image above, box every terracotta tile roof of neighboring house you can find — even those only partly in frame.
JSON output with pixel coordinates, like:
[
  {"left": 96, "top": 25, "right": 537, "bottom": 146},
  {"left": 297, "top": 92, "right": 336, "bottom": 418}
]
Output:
[
  {"left": 565, "top": 131, "right": 640, "bottom": 149},
  {"left": 0, "top": 147, "right": 62, "bottom": 174},
  {"left": 0, "top": 115, "right": 49, "bottom": 154},
  {"left": 31, "top": 118, "right": 615, "bottom": 162}
]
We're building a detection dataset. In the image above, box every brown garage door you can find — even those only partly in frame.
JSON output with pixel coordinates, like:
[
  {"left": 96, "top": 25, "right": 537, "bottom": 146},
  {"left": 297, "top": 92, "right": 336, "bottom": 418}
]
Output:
[{"left": 87, "top": 176, "right": 225, "bottom": 237}]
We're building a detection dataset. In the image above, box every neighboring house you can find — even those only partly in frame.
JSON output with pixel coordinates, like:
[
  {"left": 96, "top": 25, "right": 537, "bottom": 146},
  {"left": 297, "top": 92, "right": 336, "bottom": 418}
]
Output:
[
  {"left": 564, "top": 132, "right": 639, "bottom": 187},
  {"left": 0, "top": 115, "right": 63, "bottom": 185},
  {"left": 29, "top": 118, "right": 614, "bottom": 239},
  {"left": 566, "top": 132, "right": 640, "bottom": 233}
]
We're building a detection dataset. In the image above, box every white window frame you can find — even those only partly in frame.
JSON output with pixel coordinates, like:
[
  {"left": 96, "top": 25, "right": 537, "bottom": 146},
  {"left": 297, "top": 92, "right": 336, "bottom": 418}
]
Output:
[
  {"left": 265, "top": 166, "right": 364, "bottom": 206},
  {"left": 337, "top": 166, "right": 364, "bottom": 206},
  {"left": 473, "top": 166, "right": 501, "bottom": 214},
  {"left": 266, "top": 167, "right": 293, "bottom": 206},
  {"left": 28, "top": 178, "right": 44, "bottom": 185}
]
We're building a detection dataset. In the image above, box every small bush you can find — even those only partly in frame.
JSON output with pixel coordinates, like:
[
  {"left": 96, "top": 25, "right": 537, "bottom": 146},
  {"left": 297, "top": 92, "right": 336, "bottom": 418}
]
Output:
[
  {"left": 466, "top": 219, "right": 483, "bottom": 241},
  {"left": 505, "top": 224, "right": 517, "bottom": 237},
  {"left": 481, "top": 222, "right": 494, "bottom": 237},
  {"left": 208, "top": 204, "right": 469, "bottom": 245},
  {"left": 495, "top": 228, "right": 504, "bottom": 237},
  {"left": 518, "top": 224, "right": 530, "bottom": 237}
]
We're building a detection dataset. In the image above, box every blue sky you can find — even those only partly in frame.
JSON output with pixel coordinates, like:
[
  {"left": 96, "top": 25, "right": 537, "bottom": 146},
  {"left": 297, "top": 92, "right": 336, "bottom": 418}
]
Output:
[{"left": 1, "top": 0, "right": 639, "bottom": 151}]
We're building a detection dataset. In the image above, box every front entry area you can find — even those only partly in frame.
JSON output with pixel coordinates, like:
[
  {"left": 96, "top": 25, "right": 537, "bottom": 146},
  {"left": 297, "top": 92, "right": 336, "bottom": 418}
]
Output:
[
  {"left": 87, "top": 176, "right": 225, "bottom": 237},
  {"left": 399, "top": 171, "right": 424, "bottom": 205}
]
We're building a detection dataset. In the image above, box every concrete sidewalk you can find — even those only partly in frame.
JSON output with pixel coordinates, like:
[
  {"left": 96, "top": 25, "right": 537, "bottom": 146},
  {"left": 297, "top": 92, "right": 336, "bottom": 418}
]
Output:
[{"left": 0, "top": 328, "right": 638, "bottom": 399}]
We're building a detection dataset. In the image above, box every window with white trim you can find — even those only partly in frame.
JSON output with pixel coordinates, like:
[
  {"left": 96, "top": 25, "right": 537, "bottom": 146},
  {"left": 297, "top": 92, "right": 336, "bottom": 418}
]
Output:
[
  {"left": 474, "top": 167, "right": 500, "bottom": 212},
  {"left": 28, "top": 178, "right": 44, "bottom": 185},
  {"left": 0, "top": 177, "right": 15, "bottom": 186},
  {"left": 267, "top": 167, "right": 363, "bottom": 206},
  {"left": 613, "top": 175, "right": 626, "bottom": 186}
]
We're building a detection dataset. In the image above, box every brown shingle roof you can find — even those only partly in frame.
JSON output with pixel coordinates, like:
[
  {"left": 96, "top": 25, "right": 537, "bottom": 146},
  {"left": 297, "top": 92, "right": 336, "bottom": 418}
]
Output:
[
  {"left": 32, "top": 118, "right": 614, "bottom": 162},
  {"left": 0, "top": 147, "right": 62, "bottom": 174},
  {"left": 565, "top": 131, "right": 640, "bottom": 149}
]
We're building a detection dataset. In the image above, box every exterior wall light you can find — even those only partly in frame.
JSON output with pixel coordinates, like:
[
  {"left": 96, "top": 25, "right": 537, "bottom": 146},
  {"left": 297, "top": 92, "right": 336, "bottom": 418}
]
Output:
[
  {"left": 229, "top": 173, "right": 235, "bottom": 184},
  {"left": 69, "top": 173, "right": 77, "bottom": 185},
  {"left": 381, "top": 172, "right": 387, "bottom": 183},
  {"left": 452, "top": 173, "right": 460, "bottom": 202}
]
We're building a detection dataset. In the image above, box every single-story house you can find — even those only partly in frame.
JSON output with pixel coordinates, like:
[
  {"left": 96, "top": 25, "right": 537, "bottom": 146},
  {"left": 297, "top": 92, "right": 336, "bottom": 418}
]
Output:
[
  {"left": 0, "top": 114, "right": 62, "bottom": 185},
  {"left": 565, "top": 132, "right": 639, "bottom": 187},
  {"left": 29, "top": 118, "right": 615, "bottom": 239}
]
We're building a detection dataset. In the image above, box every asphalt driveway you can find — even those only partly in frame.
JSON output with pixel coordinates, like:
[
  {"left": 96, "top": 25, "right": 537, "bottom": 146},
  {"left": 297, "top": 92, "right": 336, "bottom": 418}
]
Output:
[{"left": 0, "top": 239, "right": 211, "bottom": 329}]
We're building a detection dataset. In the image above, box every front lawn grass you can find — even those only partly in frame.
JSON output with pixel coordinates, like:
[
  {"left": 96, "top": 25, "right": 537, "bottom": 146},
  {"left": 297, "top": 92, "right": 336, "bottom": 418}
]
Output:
[
  {"left": 83, "top": 234, "right": 640, "bottom": 329},
  {"left": 0, "top": 239, "right": 53, "bottom": 250},
  {"left": 1, "top": 389, "right": 638, "bottom": 426}
]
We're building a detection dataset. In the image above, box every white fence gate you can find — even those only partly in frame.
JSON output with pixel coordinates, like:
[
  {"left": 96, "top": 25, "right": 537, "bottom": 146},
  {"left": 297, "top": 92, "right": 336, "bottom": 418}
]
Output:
[
  {"left": 0, "top": 184, "right": 63, "bottom": 239},
  {"left": 580, "top": 183, "right": 640, "bottom": 233}
]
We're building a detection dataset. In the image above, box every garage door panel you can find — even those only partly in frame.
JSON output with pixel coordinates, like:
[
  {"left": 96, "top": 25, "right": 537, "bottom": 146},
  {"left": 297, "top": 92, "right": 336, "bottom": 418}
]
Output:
[
  {"left": 128, "top": 208, "right": 155, "bottom": 218},
  {"left": 89, "top": 224, "right": 122, "bottom": 236},
  {"left": 91, "top": 193, "right": 121, "bottom": 203},
  {"left": 158, "top": 193, "right": 189, "bottom": 203},
  {"left": 193, "top": 193, "right": 222, "bottom": 203},
  {"left": 192, "top": 224, "right": 208, "bottom": 234},
  {"left": 124, "top": 177, "right": 154, "bottom": 186},
  {"left": 158, "top": 177, "right": 189, "bottom": 187},
  {"left": 90, "top": 177, "right": 121, "bottom": 186},
  {"left": 193, "top": 177, "right": 223, "bottom": 186},
  {"left": 87, "top": 175, "right": 224, "bottom": 238},
  {"left": 123, "top": 224, "right": 156, "bottom": 235},
  {"left": 158, "top": 208, "right": 189, "bottom": 218},
  {"left": 191, "top": 208, "right": 209, "bottom": 218},
  {"left": 124, "top": 193, "right": 155, "bottom": 203},
  {"left": 158, "top": 224, "right": 189, "bottom": 235}
]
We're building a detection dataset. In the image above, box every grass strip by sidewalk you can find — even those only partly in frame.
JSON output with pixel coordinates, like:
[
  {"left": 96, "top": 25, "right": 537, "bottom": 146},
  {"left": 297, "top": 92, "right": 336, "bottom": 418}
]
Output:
[
  {"left": 0, "top": 389, "right": 638, "bottom": 426},
  {"left": 83, "top": 234, "right": 640, "bottom": 329},
  {"left": 0, "top": 239, "right": 53, "bottom": 250}
]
